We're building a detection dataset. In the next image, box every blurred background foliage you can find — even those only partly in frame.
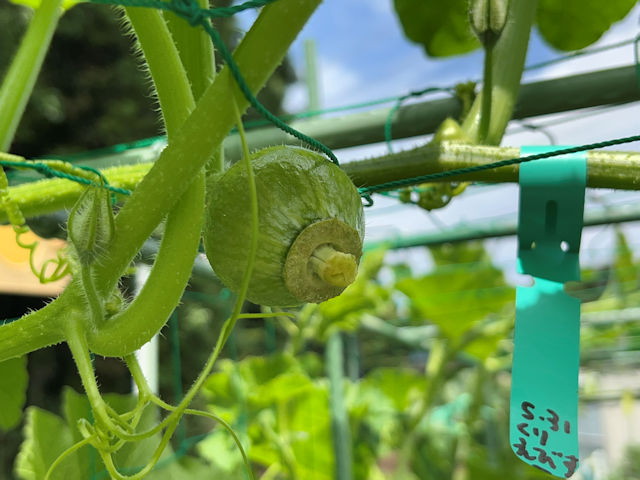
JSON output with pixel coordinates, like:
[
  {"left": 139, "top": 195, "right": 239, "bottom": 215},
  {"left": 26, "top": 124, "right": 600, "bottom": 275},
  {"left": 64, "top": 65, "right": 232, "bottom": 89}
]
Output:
[
  {"left": 1, "top": 0, "right": 640, "bottom": 478},
  {"left": 0, "top": 0, "right": 294, "bottom": 158},
  {"left": 0, "top": 0, "right": 294, "bottom": 475}
]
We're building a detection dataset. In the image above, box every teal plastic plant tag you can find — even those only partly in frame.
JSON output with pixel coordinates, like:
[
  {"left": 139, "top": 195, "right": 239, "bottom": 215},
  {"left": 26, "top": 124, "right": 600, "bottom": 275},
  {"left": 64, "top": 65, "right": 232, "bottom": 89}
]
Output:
[{"left": 510, "top": 146, "right": 586, "bottom": 478}]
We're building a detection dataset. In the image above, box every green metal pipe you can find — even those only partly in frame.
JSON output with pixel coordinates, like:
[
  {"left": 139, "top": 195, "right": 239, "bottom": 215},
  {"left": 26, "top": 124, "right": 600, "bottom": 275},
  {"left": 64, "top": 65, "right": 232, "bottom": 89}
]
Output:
[
  {"left": 342, "top": 143, "right": 640, "bottom": 193},
  {"left": 326, "top": 332, "right": 353, "bottom": 480},
  {"left": 304, "top": 39, "right": 320, "bottom": 112},
  {"left": 223, "top": 64, "right": 640, "bottom": 156}
]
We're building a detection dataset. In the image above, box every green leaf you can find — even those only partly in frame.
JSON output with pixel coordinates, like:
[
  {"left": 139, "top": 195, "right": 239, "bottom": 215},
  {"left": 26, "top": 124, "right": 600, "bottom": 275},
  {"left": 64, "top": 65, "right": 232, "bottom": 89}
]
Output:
[
  {"left": 430, "top": 242, "right": 485, "bottom": 266},
  {"left": 393, "top": 0, "right": 480, "bottom": 57},
  {"left": 203, "top": 353, "right": 313, "bottom": 416},
  {"left": 196, "top": 429, "right": 245, "bottom": 475},
  {"left": 286, "top": 385, "right": 334, "bottom": 479},
  {"left": 0, "top": 356, "right": 28, "bottom": 431},
  {"left": 237, "top": 353, "right": 301, "bottom": 388},
  {"left": 204, "top": 357, "right": 335, "bottom": 477},
  {"left": 397, "top": 245, "right": 514, "bottom": 341},
  {"left": 360, "top": 368, "right": 426, "bottom": 412},
  {"left": 463, "top": 325, "right": 505, "bottom": 360},
  {"left": 612, "top": 230, "right": 639, "bottom": 293},
  {"left": 393, "top": 0, "right": 636, "bottom": 58},
  {"left": 14, "top": 407, "right": 80, "bottom": 480},
  {"left": 9, "top": 0, "right": 81, "bottom": 11},
  {"left": 536, "top": 0, "right": 637, "bottom": 51},
  {"left": 249, "top": 372, "right": 314, "bottom": 408},
  {"left": 16, "top": 388, "right": 209, "bottom": 480}
]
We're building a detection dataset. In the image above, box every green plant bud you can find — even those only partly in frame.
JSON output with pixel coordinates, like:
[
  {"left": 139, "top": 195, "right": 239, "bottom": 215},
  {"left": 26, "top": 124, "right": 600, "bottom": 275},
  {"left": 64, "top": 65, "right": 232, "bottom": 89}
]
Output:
[
  {"left": 398, "top": 189, "right": 412, "bottom": 204},
  {"left": 432, "top": 117, "right": 472, "bottom": 144},
  {"left": 469, "top": 0, "right": 509, "bottom": 47},
  {"left": 67, "top": 185, "right": 115, "bottom": 265},
  {"left": 104, "top": 288, "right": 126, "bottom": 317},
  {"left": 204, "top": 146, "right": 364, "bottom": 307}
]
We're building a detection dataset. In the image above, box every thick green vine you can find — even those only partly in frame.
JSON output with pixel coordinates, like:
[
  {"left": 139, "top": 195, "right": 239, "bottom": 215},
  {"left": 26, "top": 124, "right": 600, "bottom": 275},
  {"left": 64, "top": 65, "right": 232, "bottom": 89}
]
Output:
[
  {"left": 0, "top": 1, "right": 321, "bottom": 477},
  {"left": 0, "top": 0, "right": 64, "bottom": 150},
  {"left": 0, "top": 0, "right": 322, "bottom": 363},
  {"left": 462, "top": 0, "right": 539, "bottom": 145}
]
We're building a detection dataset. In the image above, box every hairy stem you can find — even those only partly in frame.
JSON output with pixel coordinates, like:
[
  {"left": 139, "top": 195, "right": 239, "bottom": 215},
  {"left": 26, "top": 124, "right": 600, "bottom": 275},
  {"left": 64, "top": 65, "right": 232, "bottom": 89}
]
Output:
[
  {"left": 124, "top": 7, "right": 195, "bottom": 136},
  {"left": 0, "top": 0, "right": 318, "bottom": 368},
  {"left": 462, "top": 0, "right": 539, "bottom": 145},
  {"left": 478, "top": 45, "right": 493, "bottom": 143},
  {"left": 0, "top": 0, "right": 63, "bottom": 150},
  {"left": 0, "top": 162, "right": 148, "bottom": 221},
  {"left": 0, "top": 295, "right": 66, "bottom": 362},
  {"left": 64, "top": 316, "right": 123, "bottom": 432},
  {"left": 87, "top": 172, "right": 204, "bottom": 356},
  {"left": 111, "top": 98, "right": 261, "bottom": 442},
  {"left": 163, "top": 0, "right": 214, "bottom": 101},
  {"left": 4, "top": 142, "right": 640, "bottom": 227},
  {"left": 0, "top": 0, "right": 319, "bottom": 365},
  {"left": 85, "top": 6, "right": 203, "bottom": 356},
  {"left": 92, "top": 0, "right": 321, "bottom": 297}
]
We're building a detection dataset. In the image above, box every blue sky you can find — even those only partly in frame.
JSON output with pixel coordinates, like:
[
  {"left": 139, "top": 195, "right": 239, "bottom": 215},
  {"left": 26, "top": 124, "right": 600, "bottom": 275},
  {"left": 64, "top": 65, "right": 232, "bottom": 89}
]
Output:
[{"left": 239, "top": 1, "right": 640, "bottom": 275}]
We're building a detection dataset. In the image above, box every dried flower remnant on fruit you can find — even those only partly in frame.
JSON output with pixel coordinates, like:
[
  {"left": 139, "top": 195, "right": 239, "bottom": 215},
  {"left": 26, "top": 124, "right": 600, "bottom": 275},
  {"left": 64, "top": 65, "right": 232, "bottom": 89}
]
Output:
[{"left": 309, "top": 244, "right": 357, "bottom": 288}]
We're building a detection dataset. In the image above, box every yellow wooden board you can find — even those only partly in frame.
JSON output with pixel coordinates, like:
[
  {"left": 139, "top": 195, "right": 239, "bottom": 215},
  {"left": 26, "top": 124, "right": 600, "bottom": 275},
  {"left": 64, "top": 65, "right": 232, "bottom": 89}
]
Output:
[{"left": 0, "top": 225, "right": 69, "bottom": 296}]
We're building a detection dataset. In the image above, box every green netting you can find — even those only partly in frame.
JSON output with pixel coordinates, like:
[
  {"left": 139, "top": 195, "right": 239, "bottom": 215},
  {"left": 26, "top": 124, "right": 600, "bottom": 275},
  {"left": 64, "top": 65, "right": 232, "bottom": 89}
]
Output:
[
  {"left": 4, "top": 10, "right": 639, "bottom": 206},
  {"left": 2, "top": 3, "right": 640, "bottom": 476}
]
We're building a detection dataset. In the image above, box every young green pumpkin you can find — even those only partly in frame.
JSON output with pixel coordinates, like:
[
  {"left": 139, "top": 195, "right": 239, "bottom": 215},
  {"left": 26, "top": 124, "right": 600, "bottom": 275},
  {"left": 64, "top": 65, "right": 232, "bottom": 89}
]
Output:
[{"left": 205, "top": 146, "right": 364, "bottom": 306}]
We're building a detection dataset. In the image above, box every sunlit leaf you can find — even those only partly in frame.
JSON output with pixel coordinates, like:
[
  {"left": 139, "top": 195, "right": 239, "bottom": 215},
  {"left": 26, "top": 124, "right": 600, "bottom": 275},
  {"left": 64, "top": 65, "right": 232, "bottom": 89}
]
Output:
[
  {"left": 286, "top": 385, "right": 334, "bottom": 479},
  {"left": 537, "top": 0, "right": 636, "bottom": 51},
  {"left": 464, "top": 327, "right": 505, "bottom": 360},
  {"left": 393, "top": 0, "right": 480, "bottom": 57},
  {"left": 397, "top": 245, "right": 514, "bottom": 341},
  {"left": 16, "top": 389, "right": 208, "bottom": 480},
  {"left": 203, "top": 353, "right": 335, "bottom": 477},
  {"left": 9, "top": 0, "right": 81, "bottom": 11},
  {"left": 203, "top": 353, "right": 316, "bottom": 419},
  {"left": 196, "top": 429, "right": 245, "bottom": 475},
  {"left": 393, "top": 0, "right": 636, "bottom": 57},
  {"left": 249, "top": 372, "right": 314, "bottom": 408},
  {"left": 14, "top": 407, "right": 79, "bottom": 480},
  {"left": 360, "top": 367, "right": 426, "bottom": 412}
]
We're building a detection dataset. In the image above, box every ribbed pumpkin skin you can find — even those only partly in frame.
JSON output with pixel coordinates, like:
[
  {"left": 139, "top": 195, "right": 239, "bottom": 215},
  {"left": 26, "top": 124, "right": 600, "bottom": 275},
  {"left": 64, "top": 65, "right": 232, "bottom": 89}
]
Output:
[{"left": 204, "top": 146, "right": 364, "bottom": 306}]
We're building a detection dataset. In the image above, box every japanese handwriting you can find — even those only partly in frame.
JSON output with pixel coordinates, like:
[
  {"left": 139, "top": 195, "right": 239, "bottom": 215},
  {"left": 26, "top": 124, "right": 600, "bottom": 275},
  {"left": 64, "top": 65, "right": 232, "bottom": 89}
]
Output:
[{"left": 513, "top": 401, "right": 578, "bottom": 478}]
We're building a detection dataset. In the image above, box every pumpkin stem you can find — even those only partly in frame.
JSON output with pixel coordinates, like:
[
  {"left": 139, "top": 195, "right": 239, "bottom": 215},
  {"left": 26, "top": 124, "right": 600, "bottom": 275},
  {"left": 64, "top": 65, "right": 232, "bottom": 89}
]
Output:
[{"left": 309, "top": 244, "right": 357, "bottom": 288}]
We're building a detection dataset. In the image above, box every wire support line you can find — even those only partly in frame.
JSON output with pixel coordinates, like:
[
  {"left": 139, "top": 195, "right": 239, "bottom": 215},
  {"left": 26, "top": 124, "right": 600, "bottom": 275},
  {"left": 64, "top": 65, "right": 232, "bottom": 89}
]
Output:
[{"left": 358, "top": 134, "right": 640, "bottom": 197}]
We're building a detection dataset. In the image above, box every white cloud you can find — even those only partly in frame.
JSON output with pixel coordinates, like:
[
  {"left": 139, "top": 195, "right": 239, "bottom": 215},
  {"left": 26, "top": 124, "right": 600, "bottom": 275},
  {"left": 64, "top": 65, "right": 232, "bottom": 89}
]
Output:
[
  {"left": 318, "top": 57, "right": 362, "bottom": 108},
  {"left": 363, "top": 0, "right": 394, "bottom": 16},
  {"left": 283, "top": 56, "right": 362, "bottom": 112},
  {"left": 282, "top": 83, "right": 309, "bottom": 113}
]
